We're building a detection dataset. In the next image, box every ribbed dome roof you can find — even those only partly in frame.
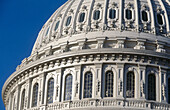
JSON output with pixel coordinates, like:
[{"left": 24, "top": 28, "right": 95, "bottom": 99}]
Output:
[{"left": 31, "top": 0, "right": 170, "bottom": 55}]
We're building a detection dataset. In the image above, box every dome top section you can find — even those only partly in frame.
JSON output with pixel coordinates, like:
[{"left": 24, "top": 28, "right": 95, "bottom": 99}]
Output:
[{"left": 31, "top": 0, "right": 170, "bottom": 55}]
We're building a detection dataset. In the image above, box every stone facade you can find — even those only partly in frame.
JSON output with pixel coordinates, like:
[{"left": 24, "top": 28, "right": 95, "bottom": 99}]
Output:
[{"left": 2, "top": 0, "right": 170, "bottom": 110}]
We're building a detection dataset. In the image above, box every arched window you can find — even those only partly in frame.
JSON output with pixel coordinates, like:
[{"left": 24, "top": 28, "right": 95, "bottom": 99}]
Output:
[
  {"left": 21, "top": 89, "right": 25, "bottom": 110},
  {"left": 84, "top": 72, "right": 93, "bottom": 98},
  {"left": 45, "top": 27, "right": 49, "bottom": 36},
  {"left": 47, "top": 78, "right": 54, "bottom": 104},
  {"left": 79, "top": 12, "right": 85, "bottom": 23},
  {"left": 93, "top": 10, "right": 100, "bottom": 20},
  {"left": 105, "top": 71, "right": 114, "bottom": 97},
  {"left": 126, "top": 9, "right": 132, "bottom": 20},
  {"left": 66, "top": 16, "right": 72, "bottom": 26},
  {"left": 54, "top": 21, "right": 60, "bottom": 31},
  {"left": 168, "top": 78, "right": 170, "bottom": 103},
  {"left": 64, "top": 74, "right": 73, "bottom": 101},
  {"left": 109, "top": 9, "right": 116, "bottom": 19},
  {"left": 157, "top": 14, "right": 163, "bottom": 25},
  {"left": 148, "top": 74, "right": 156, "bottom": 101},
  {"left": 126, "top": 72, "right": 135, "bottom": 98},
  {"left": 32, "top": 83, "right": 38, "bottom": 107},
  {"left": 142, "top": 10, "right": 148, "bottom": 22}
]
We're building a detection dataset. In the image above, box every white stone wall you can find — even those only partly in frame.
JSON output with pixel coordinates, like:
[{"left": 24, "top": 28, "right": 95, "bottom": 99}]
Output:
[
  {"left": 2, "top": 0, "right": 170, "bottom": 110},
  {"left": 3, "top": 53, "right": 170, "bottom": 109}
]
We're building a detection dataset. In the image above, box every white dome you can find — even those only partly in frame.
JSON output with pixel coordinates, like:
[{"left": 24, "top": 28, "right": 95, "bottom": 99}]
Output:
[
  {"left": 31, "top": 0, "right": 170, "bottom": 55},
  {"left": 2, "top": 0, "right": 170, "bottom": 110}
]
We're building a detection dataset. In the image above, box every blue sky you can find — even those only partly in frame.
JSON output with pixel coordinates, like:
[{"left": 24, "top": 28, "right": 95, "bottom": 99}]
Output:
[{"left": 0, "top": 0, "right": 67, "bottom": 109}]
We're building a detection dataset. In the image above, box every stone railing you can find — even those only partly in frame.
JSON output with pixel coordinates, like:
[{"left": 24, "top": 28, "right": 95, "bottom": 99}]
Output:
[
  {"left": 29, "top": 107, "right": 40, "bottom": 110},
  {"left": 45, "top": 99, "right": 170, "bottom": 110}
]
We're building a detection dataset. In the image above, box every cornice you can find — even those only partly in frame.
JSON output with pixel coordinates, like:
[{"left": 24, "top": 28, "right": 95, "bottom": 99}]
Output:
[{"left": 2, "top": 48, "right": 170, "bottom": 104}]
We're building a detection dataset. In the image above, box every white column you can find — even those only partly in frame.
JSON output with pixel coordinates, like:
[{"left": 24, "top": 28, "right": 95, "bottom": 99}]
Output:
[
  {"left": 157, "top": 68, "right": 161, "bottom": 102},
  {"left": 116, "top": 63, "right": 124, "bottom": 99},
  {"left": 138, "top": 65, "right": 146, "bottom": 99},
  {"left": 26, "top": 79, "right": 32, "bottom": 109},
  {"left": 94, "top": 63, "right": 102, "bottom": 99},
  {"left": 5, "top": 100, "right": 9, "bottom": 110},
  {"left": 8, "top": 94, "right": 12, "bottom": 110},
  {"left": 11, "top": 93, "right": 15, "bottom": 110},
  {"left": 15, "top": 85, "right": 21, "bottom": 110},
  {"left": 55, "top": 68, "right": 62, "bottom": 102},
  {"left": 74, "top": 65, "right": 81, "bottom": 100},
  {"left": 159, "top": 67, "right": 167, "bottom": 103},
  {"left": 39, "top": 73, "right": 45, "bottom": 105},
  {"left": 18, "top": 87, "right": 23, "bottom": 110}
]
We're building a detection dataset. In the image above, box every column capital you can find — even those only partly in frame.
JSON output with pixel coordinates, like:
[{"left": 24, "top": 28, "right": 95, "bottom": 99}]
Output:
[
  {"left": 94, "top": 63, "right": 103, "bottom": 68},
  {"left": 138, "top": 64, "right": 146, "bottom": 69},
  {"left": 56, "top": 68, "right": 62, "bottom": 73},
  {"left": 116, "top": 63, "right": 124, "bottom": 68},
  {"left": 74, "top": 65, "right": 81, "bottom": 70},
  {"left": 159, "top": 66, "right": 167, "bottom": 74}
]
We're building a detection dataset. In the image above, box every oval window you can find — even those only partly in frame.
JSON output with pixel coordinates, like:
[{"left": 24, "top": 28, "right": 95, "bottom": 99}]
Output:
[
  {"left": 66, "top": 16, "right": 72, "bottom": 26},
  {"left": 142, "top": 11, "right": 148, "bottom": 22},
  {"left": 126, "top": 9, "right": 132, "bottom": 20},
  {"left": 93, "top": 10, "right": 100, "bottom": 20},
  {"left": 79, "top": 12, "right": 85, "bottom": 23},
  {"left": 54, "top": 21, "right": 60, "bottom": 31},
  {"left": 157, "top": 14, "right": 163, "bottom": 25},
  {"left": 109, "top": 9, "right": 116, "bottom": 19}
]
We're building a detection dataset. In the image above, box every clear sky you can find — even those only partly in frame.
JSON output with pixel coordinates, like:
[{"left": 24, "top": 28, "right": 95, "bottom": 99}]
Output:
[{"left": 0, "top": 0, "right": 67, "bottom": 109}]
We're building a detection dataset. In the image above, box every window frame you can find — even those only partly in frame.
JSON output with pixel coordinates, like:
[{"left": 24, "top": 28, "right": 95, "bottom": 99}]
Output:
[
  {"left": 126, "top": 71, "right": 135, "bottom": 98},
  {"left": 65, "top": 16, "right": 72, "bottom": 27},
  {"left": 93, "top": 10, "right": 101, "bottom": 21},
  {"left": 78, "top": 12, "right": 86, "bottom": 23},
  {"left": 64, "top": 74, "right": 73, "bottom": 101},
  {"left": 32, "top": 83, "right": 39, "bottom": 107},
  {"left": 45, "top": 72, "right": 57, "bottom": 104},
  {"left": 21, "top": 89, "right": 25, "bottom": 110},
  {"left": 83, "top": 72, "right": 93, "bottom": 98},
  {"left": 147, "top": 73, "right": 156, "bottom": 101},
  {"left": 156, "top": 13, "right": 165, "bottom": 26},
  {"left": 125, "top": 9, "right": 132, "bottom": 20},
  {"left": 124, "top": 7, "right": 135, "bottom": 22},
  {"left": 107, "top": 4, "right": 119, "bottom": 28},
  {"left": 91, "top": 7, "right": 103, "bottom": 22},
  {"left": 82, "top": 67, "right": 95, "bottom": 99},
  {"left": 108, "top": 8, "right": 117, "bottom": 20},
  {"left": 47, "top": 78, "right": 54, "bottom": 104},
  {"left": 54, "top": 20, "right": 60, "bottom": 31},
  {"left": 45, "top": 26, "right": 50, "bottom": 37},
  {"left": 140, "top": 10, "right": 150, "bottom": 23},
  {"left": 104, "top": 71, "right": 114, "bottom": 97},
  {"left": 62, "top": 69, "right": 75, "bottom": 102}
]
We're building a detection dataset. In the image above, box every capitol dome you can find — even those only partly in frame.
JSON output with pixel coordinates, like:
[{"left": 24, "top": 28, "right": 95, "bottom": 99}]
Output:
[{"left": 2, "top": 0, "right": 170, "bottom": 109}]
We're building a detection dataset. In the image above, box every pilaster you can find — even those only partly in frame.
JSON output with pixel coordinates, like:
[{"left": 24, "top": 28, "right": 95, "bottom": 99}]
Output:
[
  {"left": 138, "top": 65, "right": 146, "bottom": 99},
  {"left": 74, "top": 65, "right": 81, "bottom": 100},
  {"left": 55, "top": 68, "right": 62, "bottom": 102},
  {"left": 116, "top": 63, "right": 124, "bottom": 99},
  {"left": 159, "top": 67, "right": 167, "bottom": 103},
  {"left": 15, "top": 85, "right": 21, "bottom": 110},
  {"left": 94, "top": 63, "right": 102, "bottom": 99},
  {"left": 26, "top": 79, "right": 32, "bottom": 109},
  {"left": 39, "top": 73, "right": 45, "bottom": 105},
  {"left": 8, "top": 94, "right": 12, "bottom": 110}
]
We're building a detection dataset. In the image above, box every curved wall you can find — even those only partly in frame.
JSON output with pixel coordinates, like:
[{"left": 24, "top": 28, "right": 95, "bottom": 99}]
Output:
[{"left": 2, "top": 0, "right": 170, "bottom": 110}]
